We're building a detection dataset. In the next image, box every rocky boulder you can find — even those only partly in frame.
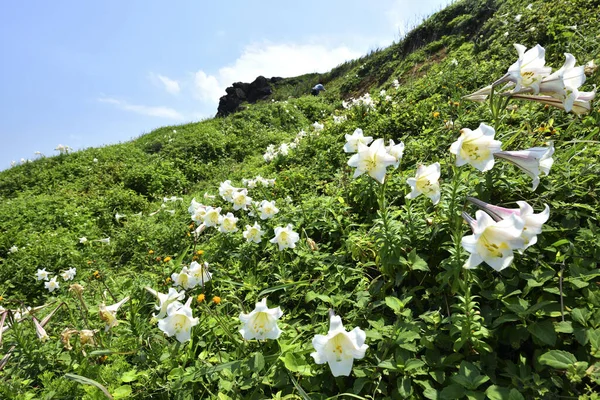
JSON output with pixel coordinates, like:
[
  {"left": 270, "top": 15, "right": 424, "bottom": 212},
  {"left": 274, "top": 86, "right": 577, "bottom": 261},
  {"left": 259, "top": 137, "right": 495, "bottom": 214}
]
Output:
[{"left": 216, "top": 76, "right": 282, "bottom": 117}]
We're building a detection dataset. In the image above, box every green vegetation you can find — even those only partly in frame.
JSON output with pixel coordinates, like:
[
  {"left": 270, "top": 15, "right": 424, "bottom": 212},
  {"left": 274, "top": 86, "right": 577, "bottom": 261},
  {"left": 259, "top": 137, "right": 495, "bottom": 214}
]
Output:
[{"left": 1, "top": 0, "right": 600, "bottom": 398}]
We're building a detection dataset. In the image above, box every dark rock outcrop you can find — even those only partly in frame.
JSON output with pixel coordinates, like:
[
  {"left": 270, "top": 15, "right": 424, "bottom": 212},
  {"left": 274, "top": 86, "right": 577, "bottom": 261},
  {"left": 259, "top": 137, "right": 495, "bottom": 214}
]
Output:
[{"left": 216, "top": 76, "right": 283, "bottom": 117}]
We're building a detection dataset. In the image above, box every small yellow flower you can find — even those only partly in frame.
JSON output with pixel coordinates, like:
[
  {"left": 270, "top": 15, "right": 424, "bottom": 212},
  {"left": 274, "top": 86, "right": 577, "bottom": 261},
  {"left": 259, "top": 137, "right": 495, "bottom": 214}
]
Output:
[
  {"left": 163, "top": 256, "right": 172, "bottom": 263},
  {"left": 433, "top": 111, "right": 440, "bottom": 118},
  {"left": 196, "top": 250, "right": 204, "bottom": 256},
  {"left": 454, "top": 102, "right": 460, "bottom": 107},
  {"left": 212, "top": 296, "right": 221, "bottom": 305},
  {"left": 148, "top": 250, "right": 154, "bottom": 255},
  {"left": 197, "top": 294, "right": 205, "bottom": 303},
  {"left": 0, "top": 295, "right": 4, "bottom": 302},
  {"left": 189, "top": 223, "right": 195, "bottom": 229},
  {"left": 165, "top": 277, "right": 172, "bottom": 284}
]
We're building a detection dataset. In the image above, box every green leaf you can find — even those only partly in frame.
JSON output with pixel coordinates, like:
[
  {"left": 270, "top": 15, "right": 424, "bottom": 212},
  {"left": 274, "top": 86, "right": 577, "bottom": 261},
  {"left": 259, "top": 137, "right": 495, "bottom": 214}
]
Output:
[
  {"left": 539, "top": 350, "right": 577, "bottom": 369},
  {"left": 398, "top": 376, "right": 413, "bottom": 398},
  {"left": 485, "top": 385, "right": 510, "bottom": 400},
  {"left": 120, "top": 370, "right": 138, "bottom": 383},
  {"left": 112, "top": 385, "right": 132, "bottom": 400},
  {"left": 588, "top": 329, "right": 600, "bottom": 358},
  {"left": 281, "top": 352, "right": 312, "bottom": 376},
  {"left": 571, "top": 308, "right": 589, "bottom": 326},
  {"left": 385, "top": 296, "right": 404, "bottom": 313},
  {"left": 508, "top": 389, "right": 525, "bottom": 400},
  {"left": 258, "top": 280, "right": 310, "bottom": 298},
  {"left": 250, "top": 352, "right": 265, "bottom": 372},
  {"left": 440, "top": 384, "right": 466, "bottom": 399},
  {"left": 527, "top": 320, "right": 557, "bottom": 346},
  {"left": 554, "top": 321, "right": 573, "bottom": 333},
  {"left": 64, "top": 373, "right": 113, "bottom": 399},
  {"left": 408, "top": 250, "right": 430, "bottom": 271}
]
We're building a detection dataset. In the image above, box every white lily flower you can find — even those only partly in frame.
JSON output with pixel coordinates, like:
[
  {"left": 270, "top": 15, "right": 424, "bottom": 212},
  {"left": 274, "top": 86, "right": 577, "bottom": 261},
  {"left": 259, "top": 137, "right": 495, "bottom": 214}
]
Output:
[
  {"left": 32, "top": 316, "right": 50, "bottom": 342},
  {"left": 97, "top": 237, "right": 110, "bottom": 244},
  {"left": 333, "top": 115, "right": 347, "bottom": 124},
  {"left": 36, "top": 268, "right": 50, "bottom": 281},
  {"left": 79, "top": 237, "right": 88, "bottom": 244},
  {"left": 538, "top": 53, "right": 586, "bottom": 112},
  {"left": 145, "top": 287, "right": 185, "bottom": 319},
  {"left": 99, "top": 296, "right": 130, "bottom": 331},
  {"left": 239, "top": 298, "right": 283, "bottom": 340},
  {"left": 343, "top": 128, "right": 373, "bottom": 153},
  {"left": 509, "top": 87, "right": 596, "bottom": 115},
  {"left": 188, "top": 198, "right": 204, "bottom": 215},
  {"left": 406, "top": 162, "right": 441, "bottom": 205},
  {"left": 193, "top": 223, "right": 207, "bottom": 237},
  {"left": 243, "top": 222, "right": 265, "bottom": 243},
  {"left": 115, "top": 213, "right": 126, "bottom": 222},
  {"left": 347, "top": 138, "right": 397, "bottom": 184},
  {"left": 270, "top": 224, "right": 300, "bottom": 251},
  {"left": 9, "top": 246, "right": 18, "bottom": 254},
  {"left": 61, "top": 267, "right": 77, "bottom": 281},
  {"left": 467, "top": 197, "right": 550, "bottom": 250},
  {"left": 258, "top": 200, "right": 279, "bottom": 220},
  {"left": 189, "top": 261, "right": 212, "bottom": 287},
  {"left": 279, "top": 143, "right": 290, "bottom": 156},
  {"left": 461, "top": 210, "right": 525, "bottom": 271},
  {"left": 497, "top": 44, "right": 552, "bottom": 93},
  {"left": 312, "top": 122, "right": 324, "bottom": 131},
  {"left": 45, "top": 276, "right": 60, "bottom": 292},
  {"left": 232, "top": 189, "right": 252, "bottom": 211},
  {"left": 171, "top": 266, "right": 196, "bottom": 290},
  {"left": 392, "top": 79, "right": 400, "bottom": 89},
  {"left": 191, "top": 206, "right": 207, "bottom": 224},
  {"left": 202, "top": 206, "right": 222, "bottom": 227},
  {"left": 157, "top": 297, "right": 198, "bottom": 343},
  {"left": 449, "top": 123, "right": 502, "bottom": 172},
  {"left": 494, "top": 142, "right": 554, "bottom": 190},
  {"left": 219, "top": 180, "right": 237, "bottom": 202},
  {"left": 386, "top": 139, "right": 405, "bottom": 169},
  {"left": 311, "top": 312, "right": 368, "bottom": 377},
  {"left": 218, "top": 212, "right": 238, "bottom": 233}
]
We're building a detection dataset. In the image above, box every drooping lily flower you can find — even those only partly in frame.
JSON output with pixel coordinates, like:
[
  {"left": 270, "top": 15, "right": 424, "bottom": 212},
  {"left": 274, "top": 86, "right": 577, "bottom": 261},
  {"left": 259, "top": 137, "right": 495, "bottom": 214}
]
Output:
[
  {"left": 343, "top": 128, "right": 373, "bottom": 153},
  {"left": 79, "top": 329, "right": 98, "bottom": 346},
  {"left": 406, "top": 162, "right": 441, "bottom": 205},
  {"left": 495, "top": 44, "right": 552, "bottom": 93},
  {"left": 461, "top": 210, "right": 525, "bottom": 271},
  {"left": 61, "top": 328, "right": 78, "bottom": 350},
  {"left": 45, "top": 276, "right": 60, "bottom": 292},
  {"left": 189, "top": 261, "right": 212, "bottom": 288},
  {"left": 157, "top": 297, "right": 198, "bottom": 343},
  {"left": 449, "top": 123, "right": 502, "bottom": 172},
  {"left": 32, "top": 316, "right": 49, "bottom": 342},
  {"left": 99, "top": 296, "right": 130, "bottom": 332},
  {"left": 467, "top": 197, "right": 550, "bottom": 249},
  {"left": 386, "top": 139, "right": 405, "bottom": 169},
  {"left": 218, "top": 180, "right": 237, "bottom": 202},
  {"left": 239, "top": 298, "right": 283, "bottom": 340},
  {"left": 508, "top": 87, "right": 596, "bottom": 115},
  {"left": 311, "top": 311, "right": 368, "bottom": 377},
  {"left": 538, "top": 53, "right": 586, "bottom": 111},
  {"left": 494, "top": 142, "right": 554, "bottom": 190},
  {"left": 258, "top": 200, "right": 279, "bottom": 220},
  {"left": 347, "top": 138, "right": 397, "bottom": 184},
  {"left": 61, "top": 267, "right": 77, "bottom": 281},
  {"left": 36, "top": 268, "right": 50, "bottom": 281},
  {"left": 463, "top": 85, "right": 493, "bottom": 102},
  {"left": 270, "top": 224, "right": 300, "bottom": 251},
  {"left": 219, "top": 212, "right": 239, "bottom": 233},
  {"left": 145, "top": 287, "right": 186, "bottom": 319},
  {"left": 243, "top": 222, "right": 265, "bottom": 243}
]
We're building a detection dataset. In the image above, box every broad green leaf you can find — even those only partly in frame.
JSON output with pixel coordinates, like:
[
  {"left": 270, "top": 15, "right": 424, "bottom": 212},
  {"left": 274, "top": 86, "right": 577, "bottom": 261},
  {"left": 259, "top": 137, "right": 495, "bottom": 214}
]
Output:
[
  {"left": 120, "top": 370, "right": 138, "bottom": 383},
  {"left": 385, "top": 296, "right": 404, "bottom": 313},
  {"left": 112, "top": 385, "right": 132, "bottom": 400},
  {"left": 398, "top": 376, "right": 413, "bottom": 398},
  {"left": 508, "top": 389, "right": 525, "bottom": 400},
  {"left": 539, "top": 350, "right": 577, "bottom": 369},
  {"left": 485, "top": 385, "right": 510, "bottom": 400},
  {"left": 571, "top": 308, "right": 589, "bottom": 326},
  {"left": 250, "top": 352, "right": 265, "bottom": 372},
  {"left": 588, "top": 328, "right": 600, "bottom": 358},
  {"left": 554, "top": 321, "right": 573, "bottom": 333},
  {"left": 527, "top": 320, "right": 557, "bottom": 346},
  {"left": 440, "top": 384, "right": 466, "bottom": 399}
]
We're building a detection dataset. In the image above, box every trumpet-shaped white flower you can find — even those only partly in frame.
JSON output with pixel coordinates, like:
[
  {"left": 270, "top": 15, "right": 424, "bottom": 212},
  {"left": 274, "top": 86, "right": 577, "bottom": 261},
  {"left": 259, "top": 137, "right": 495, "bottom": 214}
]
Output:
[
  {"left": 311, "top": 313, "right": 368, "bottom": 377},
  {"left": 188, "top": 198, "right": 204, "bottom": 215},
  {"left": 189, "top": 261, "right": 212, "bottom": 287},
  {"left": 9, "top": 245, "right": 18, "bottom": 253},
  {"left": 461, "top": 210, "right": 525, "bottom": 271},
  {"left": 36, "top": 268, "right": 50, "bottom": 281},
  {"left": 171, "top": 266, "right": 196, "bottom": 290},
  {"left": 202, "top": 206, "right": 222, "bottom": 227},
  {"left": 45, "top": 276, "right": 60, "bottom": 292},
  {"left": 232, "top": 189, "right": 252, "bottom": 211},
  {"left": 406, "top": 162, "right": 441, "bottom": 205},
  {"left": 191, "top": 206, "right": 207, "bottom": 224},
  {"left": 312, "top": 122, "right": 324, "bottom": 131},
  {"left": 495, "top": 142, "right": 554, "bottom": 190},
  {"left": 157, "top": 298, "right": 198, "bottom": 343},
  {"left": 219, "top": 212, "right": 239, "bottom": 233},
  {"left": 61, "top": 267, "right": 77, "bottom": 281},
  {"left": 509, "top": 87, "right": 596, "bottom": 115},
  {"left": 347, "top": 138, "right": 397, "bottom": 184},
  {"left": 392, "top": 79, "right": 400, "bottom": 89},
  {"left": 497, "top": 44, "right": 551, "bottom": 93},
  {"left": 32, "top": 316, "right": 49, "bottom": 342},
  {"left": 97, "top": 237, "right": 110, "bottom": 244},
  {"left": 539, "top": 53, "right": 586, "bottom": 112},
  {"left": 79, "top": 237, "right": 88, "bottom": 244},
  {"left": 463, "top": 85, "right": 493, "bottom": 102},
  {"left": 193, "top": 223, "right": 207, "bottom": 237},
  {"left": 115, "top": 212, "right": 125, "bottom": 222},
  {"left": 243, "top": 222, "right": 265, "bottom": 243},
  {"left": 99, "top": 296, "right": 130, "bottom": 331},
  {"left": 343, "top": 128, "right": 373, "bottom": 153},
  {"left": 449, "top": 123, "right": 502, "bottom": 172},
  {"left": 145, "top": 287, "right": 186, "bottom": 319},
  {"left": 270, "top": 224, "right": 300, "bottom": 251},
  {"left": 219, "top": 180, "right": 237, "bottom": 202},
  {"left": 466, "top": 197, "right": 550, "bottom": 250},
  {"left": 239, "top": 298, "right": 283, "bottom": 340},
  {"left": 386, "top": 139, "right": 405, "bottom": 169},
  {"left": 258, "top": 200, "right": 279, "bottom": 220}
]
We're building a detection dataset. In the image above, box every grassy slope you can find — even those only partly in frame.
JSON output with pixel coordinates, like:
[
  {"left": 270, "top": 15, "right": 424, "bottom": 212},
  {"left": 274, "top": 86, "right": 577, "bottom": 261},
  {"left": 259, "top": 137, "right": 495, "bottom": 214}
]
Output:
[{"left": 1, "top": 0, "right": 600, "bottom": 398}]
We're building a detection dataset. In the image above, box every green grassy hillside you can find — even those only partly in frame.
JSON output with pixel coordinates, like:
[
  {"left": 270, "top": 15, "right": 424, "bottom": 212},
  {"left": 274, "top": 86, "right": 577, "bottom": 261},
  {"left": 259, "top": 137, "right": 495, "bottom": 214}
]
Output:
[{"left": 1, "top": 0, "right": 600, "bottom": 398}]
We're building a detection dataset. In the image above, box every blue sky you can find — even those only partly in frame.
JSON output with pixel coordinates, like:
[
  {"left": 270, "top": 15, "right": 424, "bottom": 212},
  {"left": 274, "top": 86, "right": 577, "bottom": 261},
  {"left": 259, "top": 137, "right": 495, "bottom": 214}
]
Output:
[{"left": 0, "top": 0, "right": 451, "bottom": 170}]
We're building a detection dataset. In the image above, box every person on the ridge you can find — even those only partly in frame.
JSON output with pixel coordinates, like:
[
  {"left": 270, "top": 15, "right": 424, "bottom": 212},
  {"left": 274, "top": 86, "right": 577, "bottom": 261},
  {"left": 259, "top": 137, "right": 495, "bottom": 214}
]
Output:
[{"left": 311, "top": 83, "right": 325, "bottom": 96}]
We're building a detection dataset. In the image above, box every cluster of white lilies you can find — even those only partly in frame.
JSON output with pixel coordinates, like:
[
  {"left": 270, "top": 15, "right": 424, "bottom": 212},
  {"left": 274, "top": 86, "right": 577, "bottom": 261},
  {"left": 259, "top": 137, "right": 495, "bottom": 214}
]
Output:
[
  {"left": 35, "top": 267, "right": 77, "bottom": 293},
  {"left": 263, "top": 122, "right": 323, "bottom": 163}
]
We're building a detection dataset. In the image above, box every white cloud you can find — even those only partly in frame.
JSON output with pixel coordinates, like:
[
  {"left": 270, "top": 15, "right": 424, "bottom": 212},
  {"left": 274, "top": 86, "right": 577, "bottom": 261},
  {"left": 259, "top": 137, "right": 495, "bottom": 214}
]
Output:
[
  {"left": 149, "top": 73, "right": 181, "bottom": 94},
  {"left": 98, "top": 97, "right": 185, "bottom": 120},
  {"left": 193, "top": 42, "right": 363, "bottom": 105}
]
